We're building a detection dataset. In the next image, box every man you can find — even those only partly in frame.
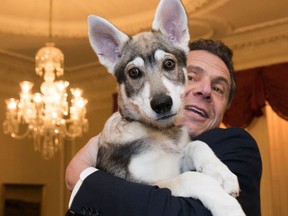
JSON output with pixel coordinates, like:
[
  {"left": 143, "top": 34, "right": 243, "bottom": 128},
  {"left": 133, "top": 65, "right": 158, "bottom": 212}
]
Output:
[{"left": 66, "top": 39, "right": 262, "bottom": 216}]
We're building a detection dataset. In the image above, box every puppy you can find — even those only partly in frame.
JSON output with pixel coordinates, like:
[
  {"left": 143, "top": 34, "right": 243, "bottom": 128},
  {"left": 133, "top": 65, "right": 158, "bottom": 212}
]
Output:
[{"left": 88, "top": 0, "right": 245, "bottom": 215}]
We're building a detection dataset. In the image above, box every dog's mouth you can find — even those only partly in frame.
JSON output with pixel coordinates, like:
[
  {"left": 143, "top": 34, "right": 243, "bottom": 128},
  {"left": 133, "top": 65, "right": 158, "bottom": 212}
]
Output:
[
  {"left": 156, "top": 113, "right": 177, "bottom": 121},
  {"left": 184, "top": 105, "right": 209, "bottom": 118}
]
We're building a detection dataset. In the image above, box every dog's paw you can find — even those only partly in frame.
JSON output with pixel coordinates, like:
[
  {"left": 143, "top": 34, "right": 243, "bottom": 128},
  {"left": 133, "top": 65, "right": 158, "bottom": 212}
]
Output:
[
  {"left": 211, "top": 196, "right": 246, "bottom": 216},
  {"left": 212, "top": 202, "right": 246, "bottom": 216},
  {"left": 156, "top": 172, "right": 245, "bottom": 216},
  {"left": 183, "top": 141, "right": 240, "bottom": 196},
  {"left": 201, "top": 162, "right": 240, "bottom": 197}
]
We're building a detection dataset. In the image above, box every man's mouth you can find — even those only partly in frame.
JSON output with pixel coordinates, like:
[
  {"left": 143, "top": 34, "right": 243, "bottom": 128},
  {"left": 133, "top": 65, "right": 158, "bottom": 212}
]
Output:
[{"left": 184, "top": 105, "right": 209, "bottom": 118}]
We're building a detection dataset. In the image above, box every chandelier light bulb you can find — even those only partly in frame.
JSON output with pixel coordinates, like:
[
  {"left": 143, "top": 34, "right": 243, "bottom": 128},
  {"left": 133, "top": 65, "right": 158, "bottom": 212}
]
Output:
[
  {"left": 20, "top": 81, "right": 33, "bottom": 93},
  {"left": 33, "top": 93, "right": 42, "bottom": 103},
  {"left": 6, "top": 98, "right": 18, "bottom": 110},
  {"left": 71, "top": 88, "right": 82, "bottom": 98},
  {"left": 76, "top": 98, "right": 87, "bottom": 108},
  {"left": 56, "top": 81, "right": 69, "bottom": 92}
]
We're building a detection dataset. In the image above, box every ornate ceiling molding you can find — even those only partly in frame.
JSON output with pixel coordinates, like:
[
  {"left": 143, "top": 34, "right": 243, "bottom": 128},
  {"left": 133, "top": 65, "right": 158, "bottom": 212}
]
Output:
[
  {"left": 184, "top": 0, "right": 210, "bottom": 13},
  {"left": 186, "top": 0, "right": 230, "bottom": 17},
  {"left": 226, "top": 30, "right": 288, "bottom": 70},
  {"left": 233, "top": 17, "right": 288, "bottom": 34},
  {"left": 0, "top": 0, "right": 232, "bottom": 38},
  {"left": 189, "top": 15, "right": 233, "bottom": 39},
  {"left": 189, "top": 19, "right": 215, "bottom": 39},
  {"left": 229, "top": 32, "right": 288, "bottom": 51}
]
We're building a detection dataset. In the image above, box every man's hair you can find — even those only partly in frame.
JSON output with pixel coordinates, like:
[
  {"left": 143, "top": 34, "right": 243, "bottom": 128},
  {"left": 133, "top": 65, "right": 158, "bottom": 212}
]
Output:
[{"left": 189, "top": 39, "right": 236, "bottom": 105}]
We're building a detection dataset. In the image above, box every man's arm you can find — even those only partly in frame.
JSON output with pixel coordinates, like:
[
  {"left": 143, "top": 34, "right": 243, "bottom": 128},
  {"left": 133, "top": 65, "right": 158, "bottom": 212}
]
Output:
[
  {"left": 66, "top": 136, "right": 213, "bottom": 215},
  {"left": 66, "top": 128, "right": 262, "bottom": 216},
  {"left": 69, "top": 170, "right": 212, "bottom": 216}
]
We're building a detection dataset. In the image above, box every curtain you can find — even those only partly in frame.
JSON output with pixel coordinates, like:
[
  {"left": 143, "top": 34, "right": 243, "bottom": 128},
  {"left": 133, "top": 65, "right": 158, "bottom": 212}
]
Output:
[
  {"left": 223, "top": 62, "right": 288, "bottom": 127},
  {"left": 266, "top": 105, "right": 288, "bottom": 215},
  {"left": 112, "top": 92, "right": 118, "bottom": 113}
]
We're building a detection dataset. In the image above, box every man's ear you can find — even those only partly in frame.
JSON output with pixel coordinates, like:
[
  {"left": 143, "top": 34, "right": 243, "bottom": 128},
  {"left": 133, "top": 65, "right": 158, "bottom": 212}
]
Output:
[
  {"left": 152, "top": 0, "right": 190, "bottom": 53},
  {"left": 88, "top": 15, "right": 129, "bottom": 74}
]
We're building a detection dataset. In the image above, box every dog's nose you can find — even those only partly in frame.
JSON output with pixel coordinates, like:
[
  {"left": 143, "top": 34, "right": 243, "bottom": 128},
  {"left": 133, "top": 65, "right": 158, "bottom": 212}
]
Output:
[{"left": 150, "top": 94, "right": 173, "bottom": 115}]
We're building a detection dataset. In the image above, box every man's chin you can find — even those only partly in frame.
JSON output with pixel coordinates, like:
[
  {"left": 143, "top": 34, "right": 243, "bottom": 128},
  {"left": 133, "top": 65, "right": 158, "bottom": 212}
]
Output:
[{"left": 187, "top": 126, "right": 206, "bottom": 137}]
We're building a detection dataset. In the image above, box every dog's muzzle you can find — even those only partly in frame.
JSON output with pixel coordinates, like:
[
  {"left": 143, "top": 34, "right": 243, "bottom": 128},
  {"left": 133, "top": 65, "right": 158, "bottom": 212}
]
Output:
[{"left": 150, "top": 94, "right": 173, "bottom": 115}]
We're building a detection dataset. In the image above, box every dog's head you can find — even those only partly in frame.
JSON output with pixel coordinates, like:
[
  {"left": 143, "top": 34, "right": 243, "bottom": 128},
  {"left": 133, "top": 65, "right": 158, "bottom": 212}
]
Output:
[{"left": 88, "top": 0, "right": 190, "bottom": 129}]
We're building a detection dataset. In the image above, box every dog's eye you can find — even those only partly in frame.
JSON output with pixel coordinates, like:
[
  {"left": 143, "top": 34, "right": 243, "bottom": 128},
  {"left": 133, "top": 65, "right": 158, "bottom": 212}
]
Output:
[
  {"left": 163, "top": 59, "right": 175, "bottom": 70},
  {"left": 128, "top": 67, "right": 141, "bottom": 79}
]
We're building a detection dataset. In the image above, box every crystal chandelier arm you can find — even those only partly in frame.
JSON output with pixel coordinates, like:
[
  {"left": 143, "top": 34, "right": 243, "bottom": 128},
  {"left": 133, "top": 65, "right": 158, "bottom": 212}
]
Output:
[
  {"left": 9, "top": 127, "right": 32, "bottom": 139},
  {"left": 3, "top": 98, "right": 33, "bottom": 139},
  {"left": 62, "top": 118, "right": 89, "bottom": 140},
  {"left": 3, "top": 117, "right": 32, "bottom": 139}
]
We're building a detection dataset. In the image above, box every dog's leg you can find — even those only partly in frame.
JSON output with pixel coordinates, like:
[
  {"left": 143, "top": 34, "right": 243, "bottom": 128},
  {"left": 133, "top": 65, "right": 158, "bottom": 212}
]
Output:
[
  {"left": 182, "top": 140, "right": 240, "bottom": 197},
  {"left": 156, "top": 172, "right": 246, "bottom": 216}
]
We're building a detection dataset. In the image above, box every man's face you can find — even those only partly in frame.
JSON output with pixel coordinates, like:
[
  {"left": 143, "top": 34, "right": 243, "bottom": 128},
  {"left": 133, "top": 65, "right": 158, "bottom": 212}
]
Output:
[{"left": 180, "top": 50, "right": 231, "bottom": 137}]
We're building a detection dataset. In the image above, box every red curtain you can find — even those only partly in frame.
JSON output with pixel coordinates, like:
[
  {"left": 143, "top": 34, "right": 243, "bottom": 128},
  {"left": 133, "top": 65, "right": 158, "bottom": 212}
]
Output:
[
  {"left": 112, "top": 92, "right": 118, "bottom": 113},
  {"left": 223, "top": 62, "right": 288, "bottom": 127}
]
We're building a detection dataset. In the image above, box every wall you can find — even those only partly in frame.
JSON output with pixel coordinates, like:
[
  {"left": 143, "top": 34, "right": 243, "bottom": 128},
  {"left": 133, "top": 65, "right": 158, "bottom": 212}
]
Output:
[
  {"left": 0, "top": 54, "right": 63, "bottom": 215},
  {"left": 0, "top": 52, "right": 117, "bottom": 216}
]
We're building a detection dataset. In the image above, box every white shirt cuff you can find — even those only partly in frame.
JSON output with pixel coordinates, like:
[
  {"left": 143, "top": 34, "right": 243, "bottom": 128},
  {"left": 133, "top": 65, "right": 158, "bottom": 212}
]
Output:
[{"left": 68, "top": 167, "right": 98, "bottom": 208}]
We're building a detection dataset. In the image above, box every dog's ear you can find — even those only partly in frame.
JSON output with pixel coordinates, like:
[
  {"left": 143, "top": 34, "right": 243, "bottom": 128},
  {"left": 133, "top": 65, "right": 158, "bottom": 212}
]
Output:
[
  {"left": 88, "top": 15, "right": 129, "bottom": 74},
  {"left": 152, "top": 0, "right": 190, "bottom": 53}
]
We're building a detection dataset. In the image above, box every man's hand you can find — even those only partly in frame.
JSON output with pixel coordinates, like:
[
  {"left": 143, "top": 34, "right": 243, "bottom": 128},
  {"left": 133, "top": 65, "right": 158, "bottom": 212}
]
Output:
[{"left": 65, "top": 135, "right": 100, "bottom": 191}]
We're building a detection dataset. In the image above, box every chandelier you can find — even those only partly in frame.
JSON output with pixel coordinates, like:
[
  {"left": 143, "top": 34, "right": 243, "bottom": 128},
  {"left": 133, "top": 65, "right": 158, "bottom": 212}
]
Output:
[{"left": 3, "top": 0, "right": 88, "bottom": 159}]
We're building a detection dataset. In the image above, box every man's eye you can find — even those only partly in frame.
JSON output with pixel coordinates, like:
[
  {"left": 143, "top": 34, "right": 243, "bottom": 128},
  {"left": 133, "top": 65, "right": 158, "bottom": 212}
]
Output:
[
  {"left": 128, "top": 67, "right": 142, "bottom": 79},
  {"left": 213, "top": 86, "right": 224, "bottom": 94},
  {"left": 163, "top": 59, "right": 175, "bottom": 70},
  {"left": 187, "top": 75, "right": 195, "bottom": 81}
]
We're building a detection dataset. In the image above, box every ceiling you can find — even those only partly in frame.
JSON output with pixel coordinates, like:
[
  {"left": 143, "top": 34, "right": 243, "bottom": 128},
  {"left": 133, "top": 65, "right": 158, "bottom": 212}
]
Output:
[{"left": 0, "top": 0, "right": 288, "bottom": 69}]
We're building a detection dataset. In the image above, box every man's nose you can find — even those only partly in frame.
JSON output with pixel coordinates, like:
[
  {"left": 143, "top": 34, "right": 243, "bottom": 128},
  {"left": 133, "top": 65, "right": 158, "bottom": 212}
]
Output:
[
  {"left": 193, "top": 81, "right": 212, "bottom": 101},
  {"left": 196, "top": 90, "right": 211, "bottom": 101}
]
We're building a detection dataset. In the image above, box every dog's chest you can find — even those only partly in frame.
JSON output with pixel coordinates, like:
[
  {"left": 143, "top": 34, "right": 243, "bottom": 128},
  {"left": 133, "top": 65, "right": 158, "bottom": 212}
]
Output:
[
  {"left": 128, "top": 141, "right": 184, "bottom": 183},
  {"left": 98, "top": 114, "right": 190, "bottom": 183}
]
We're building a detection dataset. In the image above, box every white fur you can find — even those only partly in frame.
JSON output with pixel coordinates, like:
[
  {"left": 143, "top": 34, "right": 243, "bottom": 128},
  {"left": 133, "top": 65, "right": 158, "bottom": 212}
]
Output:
[
  {"left": 154, "top": 49, "right": 167, "bottom": 60},
  {"left": 157, "top": 172, "right": 245, "bottom": 216},
  {"left": 182, "top": 141, "right": 240, "bottom": 196},
  {"left": 100, "top": 112, "right": 149, "bottom": 144},
  {"left": 128, "top": 57, "right": 145, "bottom": 68},
  {"left": 162, "top": 78, "right": 184, "bottom": 113},
  {"left": 132, "top": 83, "right": 154, "bottom": 116},
  {"left": 129, "top": 149, "right": 182, "bottom": 183}
]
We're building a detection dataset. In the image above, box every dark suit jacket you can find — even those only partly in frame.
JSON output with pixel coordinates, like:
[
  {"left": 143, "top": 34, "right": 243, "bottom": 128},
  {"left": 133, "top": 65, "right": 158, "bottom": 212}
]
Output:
[{"left": 68, "top": 127, "right": 262, "bottom": 216}]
